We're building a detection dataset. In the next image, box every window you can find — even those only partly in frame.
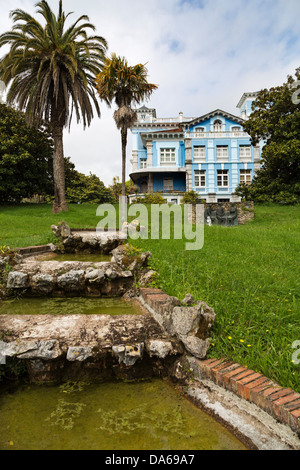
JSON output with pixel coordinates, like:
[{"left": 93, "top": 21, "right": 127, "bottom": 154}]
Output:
[
  {"left": 160, "top": 148, "right": 176, "bottom": 165},
  {"left": 140, "top": 158, "right": 147, "bottom": 169},
  {"left": 239, "top": 145, "right": 251, "bottom": 161},
  {"left": 213, "top": 119, "right": 223, "bottom": 132},
  {"left": 217, "top": 170, "right": 229, "bottom": 187},
  {"left": 232, "top": 126, "right": 241, "bottom": 136},
  {"left": 163, "top": 178, "right": 173, "bottom": 191},
  {"left": 240, "top": 169, "right": 252, "bottom": 185},
  {"left": 195, "top": 127, "right": 205, "bottom": 136},
  {"left": 216, "top": 146, "right": 228, "bottom": 161},
  {"left": 194, "top": 170, "right": 206, "bottom": 188},
  {"left": 193, "top": 146, "right": 206, "bottom": 162}
]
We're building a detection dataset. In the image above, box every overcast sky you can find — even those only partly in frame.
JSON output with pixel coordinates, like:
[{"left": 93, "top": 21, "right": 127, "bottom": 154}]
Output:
[{"left": 0, "top": 0, "right": 300, "bottom": 186}]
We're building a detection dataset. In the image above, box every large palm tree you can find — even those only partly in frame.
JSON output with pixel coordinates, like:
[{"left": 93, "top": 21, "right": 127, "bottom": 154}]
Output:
[
  {"left": 0, "top": 0, "right": 107, "bottom": 212},
  {"left": 95, "top": 54, "right": 158, "bottom": 200}
]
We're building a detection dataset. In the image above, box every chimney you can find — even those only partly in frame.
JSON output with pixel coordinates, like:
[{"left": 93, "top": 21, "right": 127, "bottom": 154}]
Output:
[{"left": 179, "top": 112, "right": 183, "bottom": 123}]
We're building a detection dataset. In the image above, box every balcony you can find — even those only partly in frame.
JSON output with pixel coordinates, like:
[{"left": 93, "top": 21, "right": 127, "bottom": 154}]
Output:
[{"left": 186, "top": 131, "right": 249, "bottom": 139}]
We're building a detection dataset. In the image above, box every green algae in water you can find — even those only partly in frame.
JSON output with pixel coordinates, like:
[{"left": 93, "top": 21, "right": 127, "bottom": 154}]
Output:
[
  {"left": 36, "top": 253, "right": 112, "bottom": 262},
  {"left": 0, "top": 297, "right": 142, "bottom": 316},
  {"left": 0, "top": 379, "right": 247, "bottom": 450}
]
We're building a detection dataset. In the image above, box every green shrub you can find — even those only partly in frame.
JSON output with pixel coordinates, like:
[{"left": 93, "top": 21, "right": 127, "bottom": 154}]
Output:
[
  {"left": 181, "top": 191, "right": 200, "bottom": 204},
  {"left": 134, "top": 192, "right": 167, "bottom": 204}
]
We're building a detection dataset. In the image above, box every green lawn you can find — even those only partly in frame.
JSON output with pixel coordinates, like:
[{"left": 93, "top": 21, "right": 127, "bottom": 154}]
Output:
[
  {"left": 0, "top": 202, "right": 300, "bottom": 393},
  {"left": 132, "top": 204, "right": 300, "bottom": 393},
  {"left": 0, "top": 203, "right": 103, "bottom": 249}
]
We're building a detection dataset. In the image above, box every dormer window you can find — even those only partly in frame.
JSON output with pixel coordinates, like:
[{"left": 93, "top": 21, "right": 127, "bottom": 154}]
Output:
[
  {"left": 232, "top": 126, "right": 241, "bottom": 136},
  {"left": 195, "top": 127, "right": 205, "bottom": 136},
  {"left": 213, "top": 119, "right": 222, "bottom": 132}
]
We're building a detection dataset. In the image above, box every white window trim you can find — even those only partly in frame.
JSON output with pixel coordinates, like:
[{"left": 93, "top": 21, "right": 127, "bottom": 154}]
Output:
[
  {"left": 216, "top": 146, "right": 229, "bottom": 161},
  {"left": 160, "top": 148, "right": 176, "bottom": 166},
  {"left": 194, "top": 170, "right": 206, "bottom": 188},
  {"left": 217, "top": 170, "right": 229, "bottom": 187},
  {"left": 193, "top": 146, "right": 206, "bottom": 162},
  {"left": 140, "top": 158, "right": 147, "bottom": 169},
  {"left": 240, "top": 169, "right": 252, "bottom": 185},
  {"left": 239, "top": 145, "right": 251, "bottom": 161}
]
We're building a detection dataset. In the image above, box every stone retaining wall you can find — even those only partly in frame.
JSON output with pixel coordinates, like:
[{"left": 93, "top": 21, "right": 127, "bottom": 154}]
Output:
[
  {"left": 2, "top": 245, "right": 151, "bottom": 298},
  {"left": 188, "top": 201, "right": 254, "bottom": 225},
  {"left": 0, "top": 311, "right": 183, "bottom": 383},
  {"left": 138, "top": 287, "right": 300, "bottom": 439}
]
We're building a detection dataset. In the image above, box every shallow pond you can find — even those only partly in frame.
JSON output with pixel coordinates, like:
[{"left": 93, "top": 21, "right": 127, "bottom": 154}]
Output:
[
  {"left": 0, "top": 378, "right": 247, "bottom": 450},
  {"left": 35, "top": 252, "right": 112, "bottom": 262},
  {"left": 0, "top": 297, "right": 142, "bottom": 316}
]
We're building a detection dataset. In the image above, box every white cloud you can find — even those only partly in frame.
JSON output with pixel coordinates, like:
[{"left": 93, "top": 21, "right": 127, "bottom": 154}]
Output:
[{"left": 0, "top": 0, "right": 300, "bottom": 185}]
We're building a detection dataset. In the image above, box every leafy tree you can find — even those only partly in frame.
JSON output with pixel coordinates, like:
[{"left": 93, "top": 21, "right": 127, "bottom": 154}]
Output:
[
  {"left": 0, "top": 103, "right": 53, "bottom": 202},
  {"left": 0, "top": 0, "right": 107, "bottom": 213},
  {"left": 236, "top": 68, "right": 300, "bottom": 204},
  {"left": 95, "top": 54, "right": 158, "bottom": 200},
  {"left": 109, "top": 176, "right": 138, "bottom": 202},
  {"left": 64, "top": 157, "right": 114, "bottom": 204}
]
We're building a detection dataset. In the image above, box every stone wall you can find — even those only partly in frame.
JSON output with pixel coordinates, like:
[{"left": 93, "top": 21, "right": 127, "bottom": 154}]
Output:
[
  {"left": 51, "top": 224, "right": 126, "bottom": 254},
  {"left": 138, "top": 288, "right": 216, "bottom": 362},
  {"left": 188, "top": 201, "right": 254, "bottom": 225},
  {"left": 2, "top": 245, "right": 151, "bottom": 298},
  {"left": 0, "top": 311, "right": 183, "bottom": 383}
]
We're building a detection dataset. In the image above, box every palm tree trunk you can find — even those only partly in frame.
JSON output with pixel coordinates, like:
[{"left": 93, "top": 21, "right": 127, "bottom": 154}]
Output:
[
  {"left": 121, "top": 127, "right": 127, "bottom": 197},
  {"left": 119, "top": 127, "right": 127, "bottom": 224},
  {"left": 52, "top": 125, "right": 68, "bottom": 213}
]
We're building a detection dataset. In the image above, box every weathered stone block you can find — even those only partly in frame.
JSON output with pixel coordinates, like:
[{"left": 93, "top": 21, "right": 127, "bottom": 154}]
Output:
[
  {"left": 57, "top": 270, "right": 85, "bottom": 291},
  {"left": 112, "top": 343, "right": 144, "bottom": 366},
  {"left": 85, "top": 268, "right": 105, "bottom": 283},
  {"left": 171, "top": 305, "right": 201, "bottom": 336},
  {"left": 7, "top": 271, "right": 29, "bottom": 289},
  {"left": 1, "top": 339, "right": 62, "bottom": 360},
  {"left": 180, "top": 335, "right": 210, "bottom": 359},
  {"left": 67, "top": 346, "right": 95, "bottom": 362},
  {"left": 146, "top": 339, "right": 174, "bottom": 358},
  {"left": 31, "top": 273, "right": 55, "bottom": 294}
]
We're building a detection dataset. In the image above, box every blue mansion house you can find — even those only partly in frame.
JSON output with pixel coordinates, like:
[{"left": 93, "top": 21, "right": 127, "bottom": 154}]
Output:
[{"left": 129, "top": 92, "right": 261, "bottom": 204}]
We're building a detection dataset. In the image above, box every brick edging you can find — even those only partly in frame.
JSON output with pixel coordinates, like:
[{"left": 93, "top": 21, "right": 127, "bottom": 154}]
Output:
[
  {"left": 198, "top": 358, "right": 300, "bottom": 435},
  {"left": 139, "top": 287, "right": 300, "bottom": 436}
]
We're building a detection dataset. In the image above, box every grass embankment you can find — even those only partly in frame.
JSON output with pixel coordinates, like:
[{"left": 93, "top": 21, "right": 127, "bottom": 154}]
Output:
[
  {"left": 0, "top": 203, "right": 299, "bottom": 393},
  {"left": 133, "top": 204, "right": 300, "bottom": 393}
]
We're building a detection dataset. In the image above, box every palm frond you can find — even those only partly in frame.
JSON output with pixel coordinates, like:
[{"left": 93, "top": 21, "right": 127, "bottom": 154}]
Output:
[{"left": 0, "top": 0, "right": 107, "bottom": 129}]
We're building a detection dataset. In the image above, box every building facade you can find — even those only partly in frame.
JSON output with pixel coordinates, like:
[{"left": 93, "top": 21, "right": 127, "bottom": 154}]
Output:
[{"left": 129, "top": 92, "right": 262, "bottom": 204}]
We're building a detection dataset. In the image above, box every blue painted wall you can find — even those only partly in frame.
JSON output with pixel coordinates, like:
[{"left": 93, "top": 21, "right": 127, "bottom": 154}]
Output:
[
  {"left": 152, "top": 173, "right": 186, "bottom": 192},
  {"left": 131, "top": 111, "right": 261, "bottom": 196}
]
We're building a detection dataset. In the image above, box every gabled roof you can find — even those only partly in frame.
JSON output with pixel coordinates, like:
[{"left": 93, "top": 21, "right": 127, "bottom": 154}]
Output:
[
  {"left": 236, "top": 92, "right": 259, "bottom": 109},
  {"left": 182, "top": 109, "right": 244, "bottom": 128},
  {"left": 137, "top": 105, "right": 151, "bottom": 111}
]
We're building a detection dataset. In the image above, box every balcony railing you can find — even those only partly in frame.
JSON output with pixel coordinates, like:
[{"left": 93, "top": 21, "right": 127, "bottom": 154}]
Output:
[{"left": 186, "top": 131, "right": 249, "bottom": 138}]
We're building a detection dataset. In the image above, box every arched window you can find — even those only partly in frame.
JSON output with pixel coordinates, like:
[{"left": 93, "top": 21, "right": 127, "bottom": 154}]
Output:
[{"left": 213, "top": 119, "right": 222, "bottom": 132}]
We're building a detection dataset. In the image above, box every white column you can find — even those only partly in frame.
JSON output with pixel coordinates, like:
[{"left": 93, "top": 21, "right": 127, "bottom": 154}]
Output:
[
  {"left": 146, "top": 140, "right": 153, "bottom": 167},
  {"left": 185, "top": 138, "right": 192, "bottom": 191},
  {"left": 131, "top": 150, "right": 138, "bottom": 171},
  {"left": 254, "top": 145, "right": 260, "bottom": 174}
]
